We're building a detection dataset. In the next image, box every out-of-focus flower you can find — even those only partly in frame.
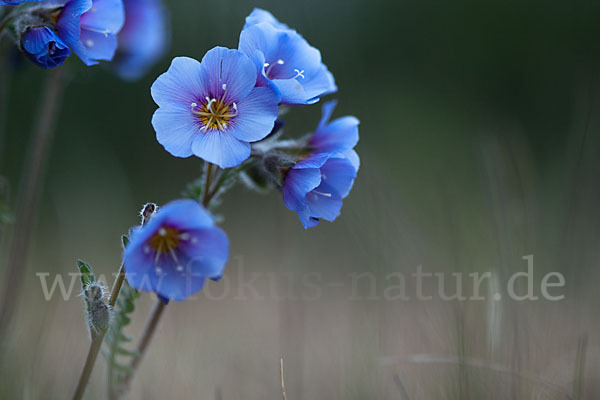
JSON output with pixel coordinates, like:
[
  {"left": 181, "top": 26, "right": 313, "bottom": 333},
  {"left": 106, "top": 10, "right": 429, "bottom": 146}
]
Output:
[
  {"left": 21, "top": 26, "right": 70, "bottom": 68},
  {"left": 0, "top": 0, "right": 39, "bottom": 5},
  {"left": 281, "top": 101, "right": 359, "bottom": 228},
  {"left": 151, "top": 47, "right": 279, "bottom": 168},
  {"left": 114, "top": 0, "right": 168, "bottom": 81},
  {"left": 55, "top": 0, "right": 125, "bottom": 66},
  {"left": 124, "top": 199, "right": 229, "bottom": 301},
  {"left": 238, "top": 8, "right": 336, "bottom": 105}
]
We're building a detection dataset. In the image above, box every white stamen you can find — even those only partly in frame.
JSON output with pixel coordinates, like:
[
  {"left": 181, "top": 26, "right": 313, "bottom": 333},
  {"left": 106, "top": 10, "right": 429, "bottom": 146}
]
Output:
[
  {"left": 322, "top": 173, "right": 327, "bottom": 180},
  {"left": 155, "top": 266, "right": 162, "bottom": 273},
  {"left": 179, "top": 232, "right": 190, "bottom": 240},
  {"left": 313, "top": 190, "right": 332, "bottom": 198},
  {"left": 276, "top": 59, "right": 285, "bottom": 65},
  {"left": 176, "top": 265, "right": 184, "bottom": 272},
  {"left": 264, "top": 62, "right": 270, "bottom": 67},
  {"left": 158, "top": 227, "right": 167, "bottom": 236},
  {"left": 85, "top": 39, "right": 94, "bottom": 47},
  {"left": 294, "top": 69, "right": 305, "bottom": 79},
  {"left": 222, "top": 83, "right": 227, "bottom": 90},
  {"left": 191, "top": 102, "right": 198, "bottom": 109}
]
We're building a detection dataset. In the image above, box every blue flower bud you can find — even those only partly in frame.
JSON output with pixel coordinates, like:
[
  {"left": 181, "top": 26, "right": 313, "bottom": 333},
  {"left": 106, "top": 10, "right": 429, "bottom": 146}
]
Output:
[{"left": 21, "top": 26, "right": 70, "bottom": 69}]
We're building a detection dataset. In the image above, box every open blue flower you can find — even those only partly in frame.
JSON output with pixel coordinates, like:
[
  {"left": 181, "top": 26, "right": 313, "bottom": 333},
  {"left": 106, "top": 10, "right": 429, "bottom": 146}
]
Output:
[
  {"left": 21, "top": 26, "right": 70, "bottom": 69},
  {"left": 114, "top": 0, "right": 168, "bottom": 80},
  {"left": 124, "top": 199, "right": 229, "bottom": 301},
  {"left": 55, "top": 0, "right": 125, "bottom": 66},
  {"left": 282, "top": 101, "right": 359, "bottom": 228},
  {"left": 151, "top": 47, "right": 279, "bottom": 168},
  {"left": 238, "top": 9, "right": 337, "bottom": 105}
]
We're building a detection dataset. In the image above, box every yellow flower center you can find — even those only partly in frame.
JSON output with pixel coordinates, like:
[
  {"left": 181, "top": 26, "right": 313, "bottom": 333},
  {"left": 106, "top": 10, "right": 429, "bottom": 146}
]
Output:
[
  {"left": 150, "top": 227, "right": 181, "bottom": 255},
  {"left": 191, "top": 84, "right": 238, "bottom": 132}
]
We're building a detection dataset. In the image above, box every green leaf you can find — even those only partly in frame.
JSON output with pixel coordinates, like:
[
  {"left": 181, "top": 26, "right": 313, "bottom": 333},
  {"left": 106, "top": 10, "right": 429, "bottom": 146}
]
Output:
[
  {"left": 76, "top": 259, "right": 95, "bottom": 288},
  {"left": 121, "top": 234, "right": 129, "bottom": 249}
]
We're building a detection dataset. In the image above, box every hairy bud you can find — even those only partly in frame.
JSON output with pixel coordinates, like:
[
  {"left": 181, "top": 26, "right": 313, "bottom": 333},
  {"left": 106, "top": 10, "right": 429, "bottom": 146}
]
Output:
[{"left": 83, "top": 282, "right": 111, "bottom": 337}]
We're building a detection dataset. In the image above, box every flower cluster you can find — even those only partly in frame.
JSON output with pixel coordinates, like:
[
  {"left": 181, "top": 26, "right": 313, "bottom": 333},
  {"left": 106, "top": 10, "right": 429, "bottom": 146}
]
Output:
[
  {"left": 1, "top": 0, "right": 168, "bottom": 74},
  {"left": 151, "top": 9, "right": 359, "bottom": 229}
]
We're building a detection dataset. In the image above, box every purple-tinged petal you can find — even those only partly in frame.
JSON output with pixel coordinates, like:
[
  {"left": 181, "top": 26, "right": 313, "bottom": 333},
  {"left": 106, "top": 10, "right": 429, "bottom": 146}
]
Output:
[
  {"left": 151, "top": 56, "right": 204, "bottom": 108},
  {"left": 79, "top": 29, "right": 117, "bottom": 61},
  {"left": 282, "top": 167, "right": 321, "bottom": 212},
  {"left": 199, "top": 46, "right": 256, "bottom": 102},
  {"left": 228, "top": 86, "right": 278, "bottom": 142},
  {"left": 80, "top": 0, "right": 124, "bottom": 34}
]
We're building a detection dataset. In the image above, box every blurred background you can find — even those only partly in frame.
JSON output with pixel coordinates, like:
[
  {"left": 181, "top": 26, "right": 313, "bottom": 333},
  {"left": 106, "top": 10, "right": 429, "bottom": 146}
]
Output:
[{"left": 1, "top": 0, "right": 600, "bottom": 398}]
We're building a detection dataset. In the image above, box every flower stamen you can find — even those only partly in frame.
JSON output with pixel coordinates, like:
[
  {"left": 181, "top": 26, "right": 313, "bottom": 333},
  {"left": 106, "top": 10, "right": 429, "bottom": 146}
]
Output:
[{"left": 191, "top": 87, "right": 238, "bottom": 132}]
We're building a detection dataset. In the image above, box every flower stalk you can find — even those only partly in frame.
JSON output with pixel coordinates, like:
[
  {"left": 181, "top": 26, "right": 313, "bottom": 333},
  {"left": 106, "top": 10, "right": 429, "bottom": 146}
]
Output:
[
  {"left": 0, "top": 66, "right": 67, "bottom": 337},
  {"left": 72, "top": 263, "right": 127, "bottom": 400}
]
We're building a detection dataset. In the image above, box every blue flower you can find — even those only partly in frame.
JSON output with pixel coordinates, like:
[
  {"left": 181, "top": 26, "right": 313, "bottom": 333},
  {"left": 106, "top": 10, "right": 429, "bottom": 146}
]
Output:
[
  {"left": 243, "top": 8, "right": 289, "bottom": 31},
  {"left": 282, "top": 101, "right": 359, "bottom": 228},
  {"left": 21, "top": 26, "right": 70, "bottom": 69},
  {"left": 55, "top": 0, "right": 125, "bottom": 66},
  {"left": 308, "top": 100, "right": 360, "bottom": 170},
  {"left": 124, "top": 199, "right": 229, "bottom": 301},
  {"left": 151, "top": 47, "right": 279, "bottom": 168},
  {"left": 0, "top": 0, "right": 39, "bottom": 5},
  {"left": 114, "top": 0, "right": 168, "bottom": 81},
  {"left": 238, "top": 9, "right": 337, "bottom": 105}
]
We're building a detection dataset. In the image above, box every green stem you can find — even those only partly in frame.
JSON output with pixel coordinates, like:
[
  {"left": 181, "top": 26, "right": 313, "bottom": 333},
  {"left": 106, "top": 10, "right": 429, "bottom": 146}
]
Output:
[
  {"left": 114, "top": 160, "right": 221, "bottom": 398},
  {"left": 0, "top": 66, "right": 67, "bottom": 337},
  {"left": 202, "top": 162, "right": 214, "bottom": 206}
]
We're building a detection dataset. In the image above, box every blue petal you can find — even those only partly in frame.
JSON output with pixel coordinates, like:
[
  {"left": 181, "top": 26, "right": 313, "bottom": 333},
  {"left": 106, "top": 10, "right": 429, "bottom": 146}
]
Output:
[
  {"left": 282, "top": 167, "right": 321, "bottom": 212},
  {"left": 228, "top": 86, "right": 279, "bottom": 142},
  {"left": 305, "top": 189, "right": 343, "bottom": 222},
  {"left": 152, "top": 199, "right": 215, "bottom": 230},
  {"left": 293, "top": 153, "right": 330, "bottom": 169},
  {"left": 0, "top": 0, "right": 40, "bottom": 4},
  {"left": 79, "top": 29, "right": 118, "bottom": 61},
  {"left": 295, "top": 206, "right": 320, "bottom": 229},
  {"left": 22, "top": 27, "right": 71, "bottom": 69},
  {"left": 191, "top": 131, "right": 251, "bottom": 168},
  {"left": 180, "top": 227, "right": 229, "bottom": 279},
  {"left": 114, "top": 0, "right": 169, "bottom": 80},
  {"left": 243, "top": 8, "right": 289, "bottom": 30},
  {"left": 152, "top": 104, "right": 200, "bottom": 157},
  {"left": 309, "top": 115, "right": 359, "bottom": 154},
  {"left": 343, "top": 149, "right": 360, "bottom": 172},
  {"left": 319, "top": 157, "right": 357, "bottom": 199},
  {"left": 80, "top": 0, "right": 125, "bottom": 34},
  {"left": 56, "top": 0, "right": 93, "bottom": 65},
  {"left": 199, "top": 46, "right": 256, "bottom": 102},
  {"left": 238, "top": 23, "right": 337, "bottom": 104},
  {"left": 151, "top": 56, "right": 204, "bottom": 107}
]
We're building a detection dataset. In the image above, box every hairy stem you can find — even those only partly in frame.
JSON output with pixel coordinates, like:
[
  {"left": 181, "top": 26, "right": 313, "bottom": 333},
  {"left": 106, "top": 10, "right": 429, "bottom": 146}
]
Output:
[
  {"left": 72, "top": 263, "right": 127, "bottom": 400},
  {"left": 114, "top": 161, "right": 220, "bottom": 397},
  {"left": 0, "top": 67, "right": 67, "bottom": 336}
]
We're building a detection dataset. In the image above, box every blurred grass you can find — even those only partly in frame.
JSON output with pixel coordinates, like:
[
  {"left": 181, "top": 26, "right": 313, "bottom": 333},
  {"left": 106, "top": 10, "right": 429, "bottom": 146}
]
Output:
[{"left": 1, "top": 0, "right": 600, "bottom": 398}]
